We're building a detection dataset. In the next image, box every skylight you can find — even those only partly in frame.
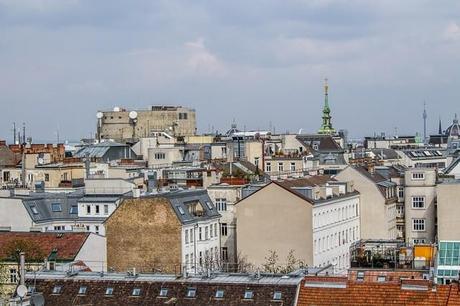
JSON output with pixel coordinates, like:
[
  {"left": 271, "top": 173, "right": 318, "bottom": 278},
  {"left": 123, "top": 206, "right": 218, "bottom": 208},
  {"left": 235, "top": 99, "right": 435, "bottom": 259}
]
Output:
[
  {"left": 30, "top": 205, "right": 39, "bottom": 215},
  {"left": 177, "top": 206, "right": 185, "bottom": 215}
]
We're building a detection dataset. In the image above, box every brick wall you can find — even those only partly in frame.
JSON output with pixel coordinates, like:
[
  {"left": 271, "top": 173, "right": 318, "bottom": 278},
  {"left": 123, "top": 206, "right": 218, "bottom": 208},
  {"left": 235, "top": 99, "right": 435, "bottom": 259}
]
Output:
[{"left": 106, "top": 197, "right": 182, "bottom": 274}]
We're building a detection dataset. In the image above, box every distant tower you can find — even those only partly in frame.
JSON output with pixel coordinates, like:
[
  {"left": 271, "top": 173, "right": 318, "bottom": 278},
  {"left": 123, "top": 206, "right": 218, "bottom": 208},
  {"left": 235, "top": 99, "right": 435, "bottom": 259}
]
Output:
[
  {"left": 318, "top": 78, "right": 336, "bottom": 135},
  {"left": 422, "top": 102, "right": 427, "bottom": 141},
  {"left": 438, "top": 116, "right": 442, "bottom": 135}
]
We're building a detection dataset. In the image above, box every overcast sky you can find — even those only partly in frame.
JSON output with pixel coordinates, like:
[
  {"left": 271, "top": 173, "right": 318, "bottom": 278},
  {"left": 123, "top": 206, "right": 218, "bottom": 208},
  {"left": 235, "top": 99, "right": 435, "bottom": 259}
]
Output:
[{"left": 1, "top": 0, "right": 460, "bottom": 142}]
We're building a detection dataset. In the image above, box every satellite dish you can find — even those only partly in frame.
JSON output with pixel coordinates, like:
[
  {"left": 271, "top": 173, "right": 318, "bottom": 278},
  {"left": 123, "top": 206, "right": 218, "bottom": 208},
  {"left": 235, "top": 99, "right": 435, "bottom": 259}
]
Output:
[
  {"left": 96, "top": 112, "right": 103, "bottom": 119},
  {"left": 31, "top": 294, "right": 45, "bottom": 306},
  {"left": 129, "top": 111, "right": 138, "bottom": 120},
  {"left": 38, "top": 158, "right": 44, "bottom": 165},
  {"left": 16, "top": 284, "right": 27, "bottom": 298}
]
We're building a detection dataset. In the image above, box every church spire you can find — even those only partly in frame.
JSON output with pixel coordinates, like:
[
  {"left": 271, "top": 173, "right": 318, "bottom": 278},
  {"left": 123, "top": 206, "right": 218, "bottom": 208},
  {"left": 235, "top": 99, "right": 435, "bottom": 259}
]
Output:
[
  {"left": 318, "top": 78, "right": 336, "bottom": 135},
  {"left": 438, "top": 116, "right": 442, "bottom": 135}
]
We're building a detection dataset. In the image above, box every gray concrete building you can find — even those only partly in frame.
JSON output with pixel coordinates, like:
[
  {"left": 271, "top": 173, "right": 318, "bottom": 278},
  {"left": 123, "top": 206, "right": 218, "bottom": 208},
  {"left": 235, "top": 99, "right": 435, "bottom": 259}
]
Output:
[{"left": 97, "top": 105, "right": 196, "bottom": 142}]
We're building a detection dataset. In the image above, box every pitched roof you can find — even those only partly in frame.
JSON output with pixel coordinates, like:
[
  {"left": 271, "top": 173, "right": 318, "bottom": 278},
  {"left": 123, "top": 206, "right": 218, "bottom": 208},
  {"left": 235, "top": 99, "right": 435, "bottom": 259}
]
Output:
[
  {"left": 276, "top": 176, "right": 333, "bottom": 189},
  {"left": 296, "top": 135, "right": 342, "bottom": 152},
  {"left": 0, "top": 144, "right": 18, "bottom": 167},
  {"left": 297, "top": 276, "right": 460, "bottom": 306},
  {"left": 0, "top": 232, "right": 90, "bottom": 261}
]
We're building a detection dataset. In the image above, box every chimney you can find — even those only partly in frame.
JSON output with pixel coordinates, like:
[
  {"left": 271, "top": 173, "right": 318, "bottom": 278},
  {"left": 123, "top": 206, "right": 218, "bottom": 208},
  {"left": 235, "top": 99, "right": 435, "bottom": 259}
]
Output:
[{"left": 20, "top": 252, "right": 25, "bottom": 286}]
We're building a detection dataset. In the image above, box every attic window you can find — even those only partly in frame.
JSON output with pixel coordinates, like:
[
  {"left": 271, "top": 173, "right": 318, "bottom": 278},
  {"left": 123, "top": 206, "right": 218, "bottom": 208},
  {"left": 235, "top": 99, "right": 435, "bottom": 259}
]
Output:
[
  {"left": 357, "top": 271, "right": 365, "bottom": 281},
  {"left": 177, "top": 206, "right": 185, "bottom": 215},
  {"left": 377, "top": 276, "right": 386, "bottom": 282},
  {"left": 69, "top": 205, "right": 78, "bottom": 214},
  {"left": 273, "top": 291, "right": 282, "bottom": 300},
  {"left": 78, "top": 286, "right": 87, "bottom": 295},
  {"left": 244, "top": 290, "right": 254, "bottom": 299},
  {"left": 30, "top": 205, "right": 39, "bottom": 215},
  {"left": 159, "top": 288, "right": 168, "bottom": 297},
  {"left": 205, "top": 201, "right": 213, "bottom": 210},
  {"left": 132, "top": 288, "right": 141, "bottom": 296},
  {"left": 105, "top": 287, "right": 114, "bottom": 295},
  {"left": 215, "top": 289, "right": 224, "bottom": 298},
  {"left": 51, "top": 203, "right": 62, "bottom": 212},
  {"left": 52, "top": 286, "right": 62, "bottom": 294},
  {"left": 186, "top": 201, "right": 204, "bottom": 217},
  {"left": 186, "top": 288, "right": 196, "bottom": 298}
]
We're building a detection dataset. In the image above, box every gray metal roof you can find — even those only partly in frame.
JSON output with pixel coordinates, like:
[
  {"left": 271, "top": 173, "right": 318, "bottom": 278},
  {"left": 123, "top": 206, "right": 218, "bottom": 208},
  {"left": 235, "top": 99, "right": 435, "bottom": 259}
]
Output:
[
  {"left": 21, "top": 191, "right": 124, "bottom": 224},
  {"left": 138, "top": 189, "right": 221, "bottom": 225},
  {"left": 26, "top": 270, "right": 304, "bottom": 286}
]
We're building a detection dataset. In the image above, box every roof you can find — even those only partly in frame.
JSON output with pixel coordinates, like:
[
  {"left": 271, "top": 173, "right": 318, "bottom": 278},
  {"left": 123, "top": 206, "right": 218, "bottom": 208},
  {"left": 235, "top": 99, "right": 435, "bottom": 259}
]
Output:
[
  {"left": 25, "top": 270, "right": 301, "bottom": 306},
  {"left": 0, "top": 232, "right": 89, "bottom": 261},
  {"left": 276, "top": 176, "right": 332, "bottom": 189},
  {"left": 297, "top": 276, "right": 460, "bottom": 306},
  {"left": 115, "top": 189, "right": 221, "bottom": 225},
  {"left": 74, "top": 141, "right": 130, "bottom": 158},
  {"left": 296, "top": 135, "right": 342, "bottom": 152},
  {"left": 0, "top": 144, "right": 18, "bottom": 167}
]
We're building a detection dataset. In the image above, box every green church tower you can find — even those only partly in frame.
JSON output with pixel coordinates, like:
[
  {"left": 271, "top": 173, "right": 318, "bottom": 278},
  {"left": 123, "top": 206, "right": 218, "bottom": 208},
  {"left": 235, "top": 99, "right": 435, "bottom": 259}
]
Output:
[{"left": 318, "top": 78, "right": 336, "bottom": 135}]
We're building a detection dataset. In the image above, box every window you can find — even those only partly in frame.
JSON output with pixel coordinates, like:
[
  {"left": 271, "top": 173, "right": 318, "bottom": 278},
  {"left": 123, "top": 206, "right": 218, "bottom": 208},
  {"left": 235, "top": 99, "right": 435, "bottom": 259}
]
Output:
[
  {"left": 214, "top": 223, "right": 217, "bottom": 237},
  {"left": 266, "top": 162, "right": 271, "bottom": 172},
  {"left": 104, "top": 205, "right": 109, "bottom": 215},
  {"left": 210, "top": 224, "right": 213, "bottom": 238},
  {"left": 51, "top": 203, "right": 62, "bottom": 212},
  {"left": 86, "top": 205, "right": 91, "bottom": 215},
  {"left": 159, "top": 288, "right": 168, "bottom": 297},
  {"left": 52, "top": 286, "right": 62, "bottom": 294},
  {"left": 244, "top": 290, "right": 254, "bottom": 299},
  {"left": 290, "top": 162, "right": 296, "bottom": 171},
  {"left": 155, "top": 153, "right": 166, "bottom": 160},
  {"left": 179, "top": 113, "right": 188, "bottom": 120},
  {"left": 205, "top": 201, "right": 213, "bottom": 210},
  {"left": 221, "top": 223, "right": 228, "bottom": 236},
  {"left": 44, "top": 173, "right": 49, "bottom": 182},
  {"left": 412, "top": 196, "right": 425, "bottom": 209},
  {"left": 221, "top": 247, "right": 228, "bottom": 261},
  {"left": 278, "top": 162, "right": 284, "bottom": 172},
  {"left": 105, "top": 287, "right": 114, "bottom": 295},
  {"left": 30, "top": 205, "right": 39, "bottom": 215},
  {"left": 413, "top": 219, "right": 426, "bottom": 231},
  {"left": 177, "top": 206, "right": 185, "bottom": 215},
  {"left": 78, "top": 286, "right": 87, "bottom": 295},
  {"left": 185, "top": 229, "right": 189, "bottom": 244},
  {"left": 199, "top": 227, "right": 202, "bottom": 240},
  {"left": 95, "top": 225, "right": 99, "bottom": 234},
  {"left": 69, "top": 205, "right": 78, "bottom": 214},
  {"left": 273, "top": 291, "right": 282, "bottom": 300},
  {"left": 216, "top": 198, "right": 227, "bottom": 211},
  {"left": 398, "top": 187, "right": 404, "bottom": 198},
  {"left": 215, "top": 289, "right": 224, "bottom": 298},
  {"left": 95, "top": 205, "right": 100, "bottom": 214},
  {"left": 9, "top": 268, "right": 17, "bottom": 283},
  {"left": 413, "top": 238, "right": 426, "bottom": 244},
  {"left": 412, "top": 172, "right": 425, "bottom": 180},
  {"left": 377, "top": 276, "right": 386, "bottom": 282},
  {"left": 186, "top": 288, "right": 196, "bottom": 298},
  {"left": 132, "top": 288, "right": 141, "bottom": 296},
  {"left": 357, "top": 271, "right": 364, "bottom": 281},
  {"left": 205, "top": 226, "right": 209, "bottom": 240}
]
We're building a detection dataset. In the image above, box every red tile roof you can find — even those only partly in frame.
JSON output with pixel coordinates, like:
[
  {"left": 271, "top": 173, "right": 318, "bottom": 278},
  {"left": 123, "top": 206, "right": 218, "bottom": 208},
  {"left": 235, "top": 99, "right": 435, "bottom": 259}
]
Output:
[
  {"left": 0, "top": 232, "right": 90, "bottom": 261},
  {"left": 297, "top": 276, "right": 460, "bottom": 306}
]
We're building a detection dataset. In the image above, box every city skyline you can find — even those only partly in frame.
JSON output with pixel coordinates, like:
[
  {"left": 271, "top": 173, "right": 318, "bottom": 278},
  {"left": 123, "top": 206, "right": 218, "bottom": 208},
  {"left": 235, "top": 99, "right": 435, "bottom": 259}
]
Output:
[{"left": 0, "top": 0, "right": 459, "bottom": 142}]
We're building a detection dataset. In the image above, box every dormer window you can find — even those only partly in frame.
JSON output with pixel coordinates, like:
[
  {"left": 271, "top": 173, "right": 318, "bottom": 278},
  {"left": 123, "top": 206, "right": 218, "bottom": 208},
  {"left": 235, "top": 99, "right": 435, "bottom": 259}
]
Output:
[
  {"left": 186, "top": 201, "right": 204, "bottom": 217},
  {"left": 132, "top": 288, "right": 141, "bottom": 296},
  {"left": 78, "top": 286, "right": 87, "bottom": 295},
  {"left": 186, "top": 288, "right": 196, "bottom": 298},
  {"left": 52, "top": 286, "right": 62, "bottom": 294},
  {"left": 159, "top": 288, "right": 168, "bottom": 297},
  {"left": 215, "top": 290, "right": 224, "bottom": 298},
  {"left": 51, "top": 203, "right": 62, "bottom": 212},
  {"left": 273, "top": 291, "right": 282, "bottom": 300}
]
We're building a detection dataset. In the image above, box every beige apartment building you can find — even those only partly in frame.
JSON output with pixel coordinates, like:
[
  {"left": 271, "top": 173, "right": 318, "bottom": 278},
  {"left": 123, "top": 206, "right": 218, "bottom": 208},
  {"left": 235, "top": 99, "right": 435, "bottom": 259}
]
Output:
[
  {"left": 403, "top": 168, "right": 437, "bottom": 244},
  {"left": 98, "top": 105, "right": 196, "bottom": 141},
  {"left": 236, "top": 177, "right": 360, "bottom": 272},
  {"left": 335, "top": 166, "right": 397, "bottom": 240}
]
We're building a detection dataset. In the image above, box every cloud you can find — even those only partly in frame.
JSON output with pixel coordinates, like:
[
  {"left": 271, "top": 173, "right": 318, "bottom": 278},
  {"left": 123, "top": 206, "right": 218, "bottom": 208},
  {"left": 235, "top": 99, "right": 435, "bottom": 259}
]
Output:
[
  {"left": 184, "top": 38, "right": 226, "bottom": 76},
  {"left": 444, "top": 21, "right": 460, "bottom": 42}
]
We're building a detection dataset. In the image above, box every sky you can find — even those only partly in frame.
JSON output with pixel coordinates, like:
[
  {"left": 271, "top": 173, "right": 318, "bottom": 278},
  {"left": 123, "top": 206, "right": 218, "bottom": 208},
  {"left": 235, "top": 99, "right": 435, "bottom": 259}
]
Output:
[{"left": 0, "top": 0, "right": 460, "bottom": 143}]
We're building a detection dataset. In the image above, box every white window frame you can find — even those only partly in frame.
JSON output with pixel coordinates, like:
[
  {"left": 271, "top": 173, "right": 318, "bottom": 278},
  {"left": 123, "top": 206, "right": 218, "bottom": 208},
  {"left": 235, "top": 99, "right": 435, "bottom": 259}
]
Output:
[
  {"left": 412, "top": 219, "right": 426, "bottom": 232},
  {"left": 412, "top": 172, "right": 425, "bottom": 180},
  {"left": 411, "top": 196, "right": 425, "bottom": 209}
]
